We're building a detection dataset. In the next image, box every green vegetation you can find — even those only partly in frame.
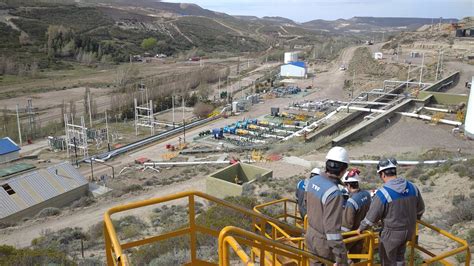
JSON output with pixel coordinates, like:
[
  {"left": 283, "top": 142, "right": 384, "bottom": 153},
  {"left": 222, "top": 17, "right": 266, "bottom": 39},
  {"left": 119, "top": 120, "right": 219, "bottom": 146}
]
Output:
[
  {"left": 141, "top": 37, "right": 158, "bottom": 51},
  {"left": 35, "top": 207, "right": 61, "bottom": 218},
  {"left": 0, "top": 245, "right": 74, "bottom": 265}
]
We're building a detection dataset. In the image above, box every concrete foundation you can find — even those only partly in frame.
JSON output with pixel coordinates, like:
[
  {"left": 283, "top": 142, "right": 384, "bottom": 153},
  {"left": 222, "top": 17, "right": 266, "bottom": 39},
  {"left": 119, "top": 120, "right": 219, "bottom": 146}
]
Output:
[
  {"left": 332, "top": 99, "right": 414, "bottom": 145},
  {"left": 206, "top": 163, "right": 272, "bottom": 199}
]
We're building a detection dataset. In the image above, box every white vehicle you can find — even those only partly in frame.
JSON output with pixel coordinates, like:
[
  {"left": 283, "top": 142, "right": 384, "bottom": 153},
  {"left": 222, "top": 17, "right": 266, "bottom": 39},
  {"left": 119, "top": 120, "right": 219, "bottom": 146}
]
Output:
[{"left": 339, "top": 65, "right": 346, "bottom": 71}]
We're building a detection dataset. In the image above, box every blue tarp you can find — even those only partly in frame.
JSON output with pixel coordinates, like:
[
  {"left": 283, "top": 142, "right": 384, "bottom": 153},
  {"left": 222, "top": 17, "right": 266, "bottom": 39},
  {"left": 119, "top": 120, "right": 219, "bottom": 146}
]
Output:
[
  {"left": 0, "top": 137, "right": 20, "bottom": 155},
  {"left": 288, "top": 61, "right": 306, "bottom": 68}
]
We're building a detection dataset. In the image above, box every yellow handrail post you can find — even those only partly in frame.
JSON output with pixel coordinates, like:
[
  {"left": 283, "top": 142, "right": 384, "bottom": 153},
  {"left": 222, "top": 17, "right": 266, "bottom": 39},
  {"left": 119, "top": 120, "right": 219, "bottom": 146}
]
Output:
[
  {"left": 465, "top": 249, "right": 471, "bottom": 266},
  {"left": 272, "top": 226, "right": 276, "bottom": 265},
  {"left": 104, "top": 222, "right": 115, "bottom": 266},
  {"left": 260, "top": 220, "right": 265, "bottom": 266},
  {"left": 409, "top": 223, "right": 417, "bottom": 266},
  {"left": 284, "top": 200, "right": 288, "bottom": 223},
  {"left": 189, "top": 195, "right": 197, "bottom": 263}
]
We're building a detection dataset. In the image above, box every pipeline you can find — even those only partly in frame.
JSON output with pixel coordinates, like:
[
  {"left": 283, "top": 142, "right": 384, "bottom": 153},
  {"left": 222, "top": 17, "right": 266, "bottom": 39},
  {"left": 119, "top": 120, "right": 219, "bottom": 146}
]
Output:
[
  {"left": 282, "top": 110, "right": 338, "bottom": 141},
  {"left": 350, "top": 158, "right": 467, "bottom": 165},
  {"left": 335, "top": 106, "right": 461, "bottom": 126},
  {"left": 84, "top": 107, "right": 229, "bottom": 163}
]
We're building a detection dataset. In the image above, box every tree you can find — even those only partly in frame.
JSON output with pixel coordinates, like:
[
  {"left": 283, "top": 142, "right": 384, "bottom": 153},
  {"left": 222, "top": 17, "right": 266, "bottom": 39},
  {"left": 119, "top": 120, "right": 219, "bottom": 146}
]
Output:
[
  {"left": 141, "top": 37, "right": 158, "bottom": 51},
  {"left": 193, "top": 102, "right": 214, "bottom": 118}
]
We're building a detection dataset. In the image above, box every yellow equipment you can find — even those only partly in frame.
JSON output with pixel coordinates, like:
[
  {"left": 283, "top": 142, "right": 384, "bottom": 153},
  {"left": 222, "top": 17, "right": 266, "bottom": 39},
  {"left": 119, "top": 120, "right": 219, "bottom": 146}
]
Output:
[
  {"left": 103, "top": 191, "right": 470, "bottom": 266},
  {"left": 161, "top": 152, "right": 179, "bottom": 160},
  {"left": 248, "top": 124, "right": 258, "bottom": 130},
  {"left": 431, "top": 112, "right": 446, "bottom": 124},
  {"left": 251, "top": 150, "right": 264, "bottom": 162},
  {"left": 236, "top": 129, "right": 249, "bottom": 135}
]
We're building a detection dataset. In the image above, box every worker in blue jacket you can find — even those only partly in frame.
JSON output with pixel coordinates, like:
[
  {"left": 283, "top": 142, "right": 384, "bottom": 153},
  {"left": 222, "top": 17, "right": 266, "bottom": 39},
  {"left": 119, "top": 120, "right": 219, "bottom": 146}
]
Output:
[
  {"left": 358, "top": 158, "right": 425, "bottom": 266},
  {"left": 341, "top": 168, "right": 371, "bottom": 257},
  {"left": 295, "top": 167, "right": 320, "bottom": 219}
]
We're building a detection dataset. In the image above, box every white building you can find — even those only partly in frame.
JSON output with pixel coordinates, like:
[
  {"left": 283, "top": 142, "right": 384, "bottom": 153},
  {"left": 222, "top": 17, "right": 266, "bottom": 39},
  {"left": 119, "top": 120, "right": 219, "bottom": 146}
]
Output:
[
  {"left": 0, "top": 137, "right": 20, "bottom": 164},
  {"left": 374, "top": 52, "right": 383, "bottom": 60},
  {"left": 284, "top": 52, "right": 298, "bottom": 64},
  {"left": 280, "top": 61, "right": 307, "bottom": 78},
  {"left": 465, "top": 76, "right": 474, "bottom": 139}
]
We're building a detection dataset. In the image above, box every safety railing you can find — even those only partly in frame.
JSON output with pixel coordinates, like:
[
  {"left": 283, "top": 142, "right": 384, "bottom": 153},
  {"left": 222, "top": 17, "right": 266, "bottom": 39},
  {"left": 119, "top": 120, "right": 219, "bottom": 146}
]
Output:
[
  {"left": 219, "top": 226, "right": 333, "bottom": 266},
  {"left": 104, "top": 191, "right": 322, "bottom": 266},
  {"left": 253, "top": 198, "right": 376, "bottom": 265},
  {"left": 104, "top": 191, "right": 470, "bottom": 266},
  {"left": 253, "top": 198, "right": 471, "bottom": 266},
  {"left": 408, "top": 220, "right": 471, "bottom": 266}
]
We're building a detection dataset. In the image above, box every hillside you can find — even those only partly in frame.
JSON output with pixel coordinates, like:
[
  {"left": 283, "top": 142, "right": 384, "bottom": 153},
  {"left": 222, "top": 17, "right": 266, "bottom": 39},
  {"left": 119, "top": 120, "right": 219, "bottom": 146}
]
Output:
[{"left": 303, "top": 16, "right": 459, "bottom": 34}]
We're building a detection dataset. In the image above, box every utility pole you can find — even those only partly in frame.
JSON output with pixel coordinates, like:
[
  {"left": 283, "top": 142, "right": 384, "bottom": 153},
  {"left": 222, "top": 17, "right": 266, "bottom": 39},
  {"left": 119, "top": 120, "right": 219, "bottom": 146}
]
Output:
[
  {"left": 183, "top": 119, "right": 186, "bottom": 143},
  {"left": 407, "top": 63, "right": 411, "bottom": 90},
  {"left": 419, "top": 53, "right": 425, "bottom": 86},
  {"left": 16, "top": 104, "right": 22, "bottom": 146},
  {"left": 172, "top": 95, "right": 175, "bottom": 127},
  {"left": 105, "top": 110, "right": 110, "bottom": 151},
  {"left": 435, "top": 50, "right": 441, "bottom": 81},
  {"left": 396, "top": 44, "right": 400, "bottom": 62},
  {"left": 182, "top": 96, "right": 185, "bottom": 122},
  {"left": 87, "top": 91, "right": 92, "bottom": 128},
  {"left": 352, "top": 71, "right": 356, "bottom": 97}
]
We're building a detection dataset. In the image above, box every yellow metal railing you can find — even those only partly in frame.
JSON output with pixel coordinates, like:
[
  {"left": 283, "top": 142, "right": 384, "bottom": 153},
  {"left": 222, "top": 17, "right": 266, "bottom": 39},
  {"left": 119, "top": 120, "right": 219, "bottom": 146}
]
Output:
[
  {"left": 253, "top": 198, "right": 471, "bottom": 266},
  {"left": 408, "top": 220, "right": 471, "bottom": 265},
  {"left": 104, "top": 191, "right": 325, "bottom": 266},
  {"left": 253, "top": 198, "right": 376, "bottom": 265},
  {"left": 219, "top": 226, "right": 333, "bottom": 266},
  {"left": 103, "top": 192, "right": 470, "bottom": 266}
]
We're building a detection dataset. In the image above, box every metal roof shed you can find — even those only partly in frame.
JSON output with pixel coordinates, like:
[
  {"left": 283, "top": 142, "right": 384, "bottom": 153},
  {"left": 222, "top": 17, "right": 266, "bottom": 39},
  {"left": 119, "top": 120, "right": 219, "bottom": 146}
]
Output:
[
  {"left": 0, "top": 137, "right": 20, "bottom": 164},
  {"left": 0, "top": 162, "right": 88, "bottom": 223}
]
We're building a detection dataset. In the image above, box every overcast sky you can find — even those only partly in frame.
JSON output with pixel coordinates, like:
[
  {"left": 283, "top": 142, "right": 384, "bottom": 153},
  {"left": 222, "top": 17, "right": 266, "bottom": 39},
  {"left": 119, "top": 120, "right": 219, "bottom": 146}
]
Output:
[{"left": 164, "top": 0, "right": 472, "bottom": 22}]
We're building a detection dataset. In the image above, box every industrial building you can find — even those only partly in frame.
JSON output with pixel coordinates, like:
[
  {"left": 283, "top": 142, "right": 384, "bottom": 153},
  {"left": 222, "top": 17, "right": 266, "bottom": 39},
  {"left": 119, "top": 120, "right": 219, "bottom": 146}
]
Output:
[
  {"left": 0, "top": 137, "right": 20, "bottom": 164},
  {"left": 284, "top": 52, "right": 299, "bottom": 64},
  {"left": 0, "top": 162, "right": 88, "bottom": 224},
  {"left": 280, "top": 61, "right": 307, "bottom": 78}
]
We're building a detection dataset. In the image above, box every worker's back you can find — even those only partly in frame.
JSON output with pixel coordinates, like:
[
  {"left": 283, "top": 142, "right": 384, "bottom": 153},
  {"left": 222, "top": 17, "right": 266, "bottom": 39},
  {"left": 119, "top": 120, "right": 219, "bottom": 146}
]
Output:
[
  {"left": 306, "top": 174, "right": 341, "bottom": 232},
  {"left": 374, "top": 178, "right": 420, "bottom": 236},
  {"left": 342, "top": 190, "right": 371, "bottom": 231}
]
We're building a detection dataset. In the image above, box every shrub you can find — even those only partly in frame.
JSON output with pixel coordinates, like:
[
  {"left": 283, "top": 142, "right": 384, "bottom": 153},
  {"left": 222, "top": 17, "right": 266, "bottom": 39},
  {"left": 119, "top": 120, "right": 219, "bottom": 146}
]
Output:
[
  {"left": 36, "top": 207, "right": 61, "bottom": 218},
  {"left": 0, "top": 245, "right": 74, "bottom": 265},
  {"left": 452, "top": 194, "right": 465, "bottom": 206},
  {"left": 122, "top": 184, "right": 143, "bottom": 193},
  {"left": 466, "top": 228, "right": 474, "bottom": 245},
  {"left": 447, "top": 197, "right": 474, "bottom": 225},
  {"left": 0, "top": 222, "right": 14, "bottom": 229},
  {"left": 71, "top": 195, "right": 96, "bottom": 209},
  {"left": 31, "top": 227, "right": 87, "bottom": 252},
  {"left": 454, "top": 253, "right": 466, "bottom": 263},
  {"left": 196, "top": 196, "right": 258, "bottom": 232},
  {"left": 193, "top": 102, "right": 214, "bottom": 118},
  {"left": 406, "top": 165, "right": 424, "bottom": 180},
  {"left": 112, "top": 216, "right": 148, "bottom": 240}
]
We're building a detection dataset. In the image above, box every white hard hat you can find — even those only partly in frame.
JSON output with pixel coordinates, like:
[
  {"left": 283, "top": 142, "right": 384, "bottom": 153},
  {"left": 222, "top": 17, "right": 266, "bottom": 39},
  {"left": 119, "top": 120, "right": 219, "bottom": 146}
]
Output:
[
  {"left": 342, "top": 168, "right": 361, "bottom": 183},
  {"left": 326, "top": 146, "right": 349, "bottom": 164},
  {"left": 377, "top": 158, "right": 397, "bottom": 173},
  {"left": 310, "top": 168, "right": 321, "bottom": 177}
]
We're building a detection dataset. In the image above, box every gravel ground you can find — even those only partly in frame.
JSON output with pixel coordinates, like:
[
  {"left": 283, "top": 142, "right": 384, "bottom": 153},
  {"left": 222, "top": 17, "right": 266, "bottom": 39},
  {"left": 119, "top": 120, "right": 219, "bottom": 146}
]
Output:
[{"left": 347, "top": 116, "right": 474, "bottom": 158}]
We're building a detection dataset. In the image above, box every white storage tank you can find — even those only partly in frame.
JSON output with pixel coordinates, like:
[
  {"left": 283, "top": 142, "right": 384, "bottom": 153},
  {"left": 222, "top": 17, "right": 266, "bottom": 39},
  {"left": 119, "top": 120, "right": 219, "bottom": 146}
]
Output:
[
  {"left": 465, "top": 76, "right": 474, "bottom": 139},
  {"left": 284, "top": 52, "right": 298, "bottom": 64}
]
